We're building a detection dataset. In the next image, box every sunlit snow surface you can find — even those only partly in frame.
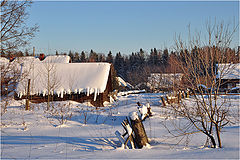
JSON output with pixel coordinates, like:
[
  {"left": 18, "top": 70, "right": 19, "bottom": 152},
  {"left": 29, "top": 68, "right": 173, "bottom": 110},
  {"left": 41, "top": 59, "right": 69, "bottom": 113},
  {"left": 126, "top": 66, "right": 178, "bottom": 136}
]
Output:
[{"left": 1, "top": 93, "right": 239, "bottom": 159}]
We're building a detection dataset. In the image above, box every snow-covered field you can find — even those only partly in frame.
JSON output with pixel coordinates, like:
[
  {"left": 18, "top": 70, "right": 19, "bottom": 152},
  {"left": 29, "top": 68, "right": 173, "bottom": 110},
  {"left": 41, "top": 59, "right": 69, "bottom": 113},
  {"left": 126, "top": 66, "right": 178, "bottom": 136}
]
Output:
[{"left": 1, "top": 93, "right": 239, "bottom": 159}]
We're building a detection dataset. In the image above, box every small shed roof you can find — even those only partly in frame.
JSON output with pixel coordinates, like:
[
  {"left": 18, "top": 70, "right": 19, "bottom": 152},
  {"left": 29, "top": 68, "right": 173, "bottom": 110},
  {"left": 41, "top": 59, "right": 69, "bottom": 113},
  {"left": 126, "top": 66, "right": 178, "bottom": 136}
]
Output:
[{"left": 117, "top": 77, "right": 133, "bottom": 89}]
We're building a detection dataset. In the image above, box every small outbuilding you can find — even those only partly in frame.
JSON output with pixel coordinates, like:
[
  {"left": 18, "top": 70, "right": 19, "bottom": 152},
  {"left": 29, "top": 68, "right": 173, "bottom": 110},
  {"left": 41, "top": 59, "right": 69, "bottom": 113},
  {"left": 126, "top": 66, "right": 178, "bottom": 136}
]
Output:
[{"left": 216, "top": 63, "right": 240, "bottom": 91}]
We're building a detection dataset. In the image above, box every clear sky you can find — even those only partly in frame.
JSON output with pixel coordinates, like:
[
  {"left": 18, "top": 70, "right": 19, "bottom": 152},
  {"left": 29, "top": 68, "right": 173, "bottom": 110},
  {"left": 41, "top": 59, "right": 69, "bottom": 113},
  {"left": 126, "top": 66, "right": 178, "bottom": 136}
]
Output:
[{"left": 26, "top": 1, "right": 239, "bottom": 55}]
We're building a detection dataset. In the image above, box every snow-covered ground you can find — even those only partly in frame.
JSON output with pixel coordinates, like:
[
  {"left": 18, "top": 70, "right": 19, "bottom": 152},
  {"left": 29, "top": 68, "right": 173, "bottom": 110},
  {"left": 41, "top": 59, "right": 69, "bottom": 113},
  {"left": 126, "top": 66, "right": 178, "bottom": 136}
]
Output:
[{"left": 1, "top": 93, "right": 239, "bottom": 159}]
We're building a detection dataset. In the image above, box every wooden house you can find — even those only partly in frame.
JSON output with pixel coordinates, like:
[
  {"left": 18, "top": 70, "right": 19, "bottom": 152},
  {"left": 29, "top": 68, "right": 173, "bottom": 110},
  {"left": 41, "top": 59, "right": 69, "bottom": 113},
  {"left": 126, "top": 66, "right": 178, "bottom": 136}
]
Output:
[
  {"left": 147, "top": 73, "right": 183, "bottom": 92},
  {"left": 14, "top": 57, "right": 114, "bottom": 107}
]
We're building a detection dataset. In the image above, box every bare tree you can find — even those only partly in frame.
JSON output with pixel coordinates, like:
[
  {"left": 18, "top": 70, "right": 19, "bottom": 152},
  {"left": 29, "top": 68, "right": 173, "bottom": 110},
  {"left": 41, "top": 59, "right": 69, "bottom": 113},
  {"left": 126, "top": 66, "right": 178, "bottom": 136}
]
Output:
[
  {"left": 1, "top": 0, "right": 39, "bottom": 54},
  {"left": 165, "top": 20, "right": 238, "bottom": 148},
  {"left": 0, "top": 57, "right": 33, "bottom": 114},
  {"left": 39, "top": 61, "right": 60, "bottom": 111}
]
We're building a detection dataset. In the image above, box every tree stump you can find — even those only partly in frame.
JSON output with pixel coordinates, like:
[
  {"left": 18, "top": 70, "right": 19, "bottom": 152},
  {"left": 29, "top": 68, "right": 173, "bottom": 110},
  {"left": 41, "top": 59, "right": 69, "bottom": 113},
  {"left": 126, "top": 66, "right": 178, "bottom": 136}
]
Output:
[
  {"left": 130, "top": 117, "right": 149, "bottom": 148},
  {"left": 177, "top": 92, "right": 181, "bottom": 103}
]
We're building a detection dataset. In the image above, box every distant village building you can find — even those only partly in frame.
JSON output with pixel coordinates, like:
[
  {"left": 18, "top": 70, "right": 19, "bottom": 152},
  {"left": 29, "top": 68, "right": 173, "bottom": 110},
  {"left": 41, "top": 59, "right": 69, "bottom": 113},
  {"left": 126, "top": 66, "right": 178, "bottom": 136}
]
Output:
[
  {"left": 216, "top": 63, "right": 240, "bottom": 91},
  {"left": 147, "top": 73, "right": 183, "bottom": 92},
  {"left": 14, "top": 55, "right": 114, "bottom": 106}
]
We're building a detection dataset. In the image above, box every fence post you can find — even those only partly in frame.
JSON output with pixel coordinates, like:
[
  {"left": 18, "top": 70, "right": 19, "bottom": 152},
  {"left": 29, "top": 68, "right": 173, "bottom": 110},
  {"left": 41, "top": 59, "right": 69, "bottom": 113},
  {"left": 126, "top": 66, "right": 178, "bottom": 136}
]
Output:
[
  {"left": 25, "top": 79, "right": 31, "bottom": 110},
  {"left": 161, "top": 96, "right": 166, "bottom": 106}
]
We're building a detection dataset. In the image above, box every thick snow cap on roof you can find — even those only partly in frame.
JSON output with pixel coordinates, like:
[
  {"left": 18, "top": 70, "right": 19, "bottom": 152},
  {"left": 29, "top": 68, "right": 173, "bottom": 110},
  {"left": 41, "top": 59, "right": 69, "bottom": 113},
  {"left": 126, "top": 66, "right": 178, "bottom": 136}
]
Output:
[
  {"left": 217, "top": 63, "right": 240, "bottom": 80},
  {"left": 42, "top": 55, "right": 70, "bottom": 63},
  {"left": 16, "top": 63, "right": 111, "bottom": 100}
]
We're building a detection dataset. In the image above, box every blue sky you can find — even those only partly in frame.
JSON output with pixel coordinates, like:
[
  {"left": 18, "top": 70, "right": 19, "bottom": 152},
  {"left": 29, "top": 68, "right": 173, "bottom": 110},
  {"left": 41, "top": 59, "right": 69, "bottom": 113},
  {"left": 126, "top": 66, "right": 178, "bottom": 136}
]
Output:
[{"left": 27, "top": 1, "right": 239, "bottom": 55}]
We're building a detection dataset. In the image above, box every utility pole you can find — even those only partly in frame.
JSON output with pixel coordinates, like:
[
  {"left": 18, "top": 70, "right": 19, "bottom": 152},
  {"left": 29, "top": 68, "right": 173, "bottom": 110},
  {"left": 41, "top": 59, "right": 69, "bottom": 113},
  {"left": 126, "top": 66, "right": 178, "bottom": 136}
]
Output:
[
  {"left": 25, "top": 79, "right": 31, "bottom": 110},
  {"left": 33, "top": 47, "right": 35, "bottom": 57}
]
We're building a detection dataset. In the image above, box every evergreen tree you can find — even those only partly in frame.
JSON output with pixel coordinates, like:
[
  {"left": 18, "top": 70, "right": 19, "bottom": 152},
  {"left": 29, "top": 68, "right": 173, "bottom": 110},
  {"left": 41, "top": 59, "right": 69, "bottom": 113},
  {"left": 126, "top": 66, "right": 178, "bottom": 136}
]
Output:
[
  {"left": 138, "top": 48, "right": 145, "bottom": 66},
  {"left": 73, "top": 52, "right": 80, "bottom": 62},
  {"left": 149, "top": 48, "right": 155, "bottom": 65},
  {"left": 149, "top": 48, "right": 158, "bottom": 65},
  {"left": 24, "top": 49, "right": 29, "bottom": 56},
  {"left": 129, "top": 52, "right": 137, "bottom": 70},
  {"left": 162, "top": 48, "right": 169, "bottom": 67},
  {"left": 98, "top": 54, "right": 106, "bottom": 62},
  {"left": 80, "top": 51, "right": 86, "bottom": 62},
  {"left": 89, "top": 49, "right": 98, "bottom": 62},
  {"left": 139, "top": 48, "right": 145, "bottom": 59},
  {"left": 106, "top": 51, "right": 113, "bottom": 63},
  {"left": 68, "top": 50, "right": 74, "bottom": 62},
  {"left": 114, "top": 52, "right": 125, "bottom": 77}
]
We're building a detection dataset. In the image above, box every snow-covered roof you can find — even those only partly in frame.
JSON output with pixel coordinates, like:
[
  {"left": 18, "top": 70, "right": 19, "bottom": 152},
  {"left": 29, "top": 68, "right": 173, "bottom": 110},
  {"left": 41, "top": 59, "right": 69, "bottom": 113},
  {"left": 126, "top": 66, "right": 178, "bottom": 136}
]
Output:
[
  {"left": 217, "top": 63, "right": 240, "bottom": 80},
  {"left": 116, "top": 77, "right": 133, "bottom": 88},
  {"left": 16, "top": 62, "right": 111, "bottom": 101},
  {"left": 150, "top": 73, "right": 183, "bottom": 77},
  {"left": 12, "top": 56, "right": 40, "bottom": 65},
  {"left": 42, "top": 55, "right": 70, "bottom": 63}
]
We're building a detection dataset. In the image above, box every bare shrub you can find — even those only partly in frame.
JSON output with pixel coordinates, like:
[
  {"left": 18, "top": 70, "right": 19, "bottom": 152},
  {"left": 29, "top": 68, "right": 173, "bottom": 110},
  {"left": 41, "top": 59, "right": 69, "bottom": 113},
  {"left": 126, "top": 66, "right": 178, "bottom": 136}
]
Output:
[
  {"left": 45, "top": 102, "right": 73, "bottom": 126},
  {"left": 165, "top": 20, "right": 239, "bottom": 148}
]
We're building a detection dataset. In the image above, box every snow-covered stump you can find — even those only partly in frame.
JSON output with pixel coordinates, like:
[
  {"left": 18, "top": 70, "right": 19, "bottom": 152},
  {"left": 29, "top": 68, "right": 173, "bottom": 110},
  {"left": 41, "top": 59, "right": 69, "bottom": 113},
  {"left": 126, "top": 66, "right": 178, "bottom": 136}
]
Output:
[
  {"left": 129, "top": 112, "right": 149, "bottom": 149},
  {"left": 137, "top": 102, "right": 153, "bottom": 121},
  {"left": 146, "top": 103, "right": 153, "bottom": 117},
  {"left": 166, "top": 95, "right": 171, "bottom": 104}
]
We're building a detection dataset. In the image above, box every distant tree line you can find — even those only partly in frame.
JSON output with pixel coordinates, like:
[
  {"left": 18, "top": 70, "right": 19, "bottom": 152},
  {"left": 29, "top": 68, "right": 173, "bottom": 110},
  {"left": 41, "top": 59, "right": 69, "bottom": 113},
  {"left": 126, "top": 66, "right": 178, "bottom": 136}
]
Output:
[{"left": 2, "top": 46, "right": 239, "bottom": 88}]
